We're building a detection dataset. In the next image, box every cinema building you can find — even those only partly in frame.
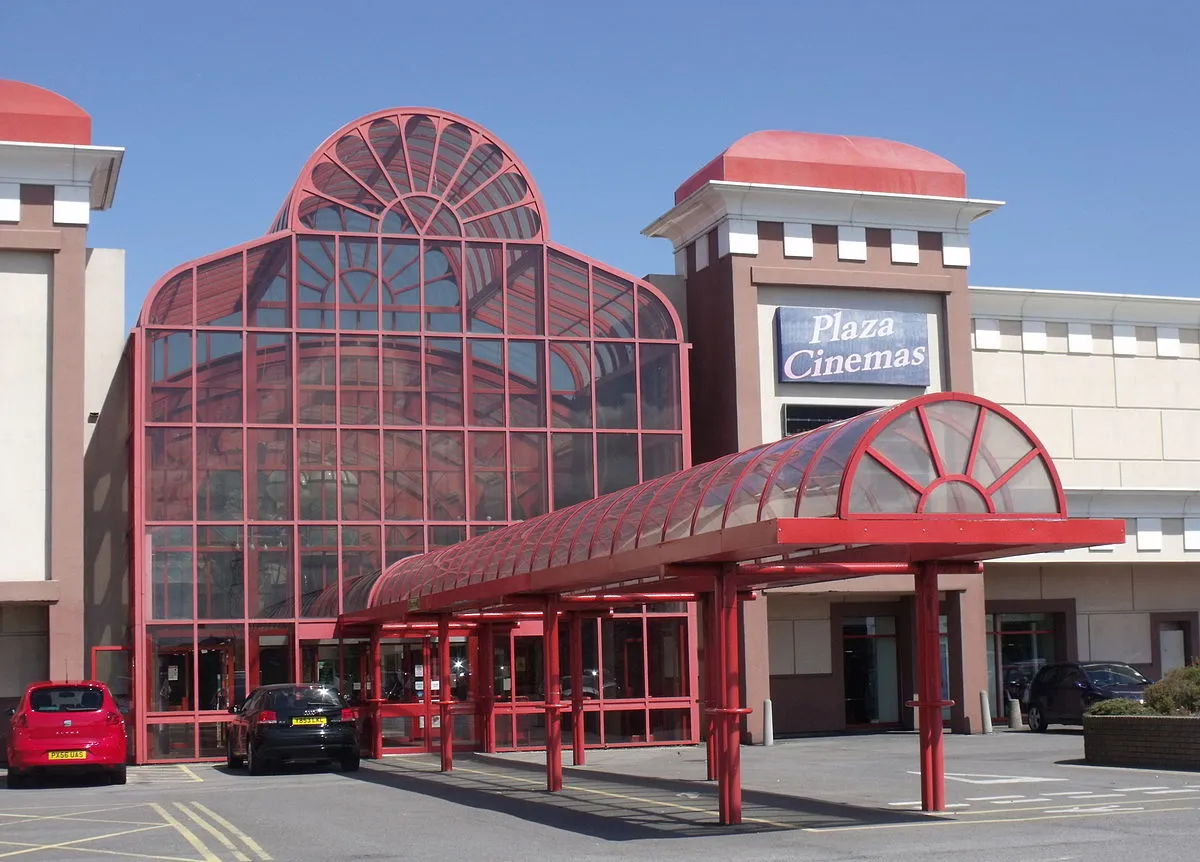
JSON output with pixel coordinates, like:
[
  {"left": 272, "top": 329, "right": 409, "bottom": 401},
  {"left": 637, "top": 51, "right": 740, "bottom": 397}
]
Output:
[{"left": 53, "top": 90, "right": 1190, "bottom": 762}]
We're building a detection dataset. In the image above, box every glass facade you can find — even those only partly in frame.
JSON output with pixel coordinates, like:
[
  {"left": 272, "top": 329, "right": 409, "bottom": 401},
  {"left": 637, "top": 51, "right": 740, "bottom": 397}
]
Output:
[{"left": 132, "top": 109, "right": 687, "bottom": 761}]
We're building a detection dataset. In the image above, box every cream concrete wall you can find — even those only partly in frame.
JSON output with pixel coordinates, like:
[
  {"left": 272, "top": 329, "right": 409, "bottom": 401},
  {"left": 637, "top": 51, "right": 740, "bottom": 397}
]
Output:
[
  {"left": 83, "top": 249, "right": 126, "bottom": 451},
  {"left": 972, "top": 314, "right": 1200, "bottom": 494},
  {"left": 984, "top": 562, "right": 1200, "bottom": 664},
  {"left": 0, "top": 251, "right": 50, "bottom": 584},
  {"left": 758, "top": 286, "right": 943, "bottom": 444},
  {"left": 0, "top": 604, "right": 49, "bottom": 698},
  {"left": 767, "top": 593, "right": 834, "bottom": 675}
]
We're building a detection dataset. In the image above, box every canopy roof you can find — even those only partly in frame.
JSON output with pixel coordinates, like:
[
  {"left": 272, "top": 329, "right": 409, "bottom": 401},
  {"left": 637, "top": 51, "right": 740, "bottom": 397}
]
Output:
[{"left": 339, "top": 392, "right": 1123, "bottom": 623}]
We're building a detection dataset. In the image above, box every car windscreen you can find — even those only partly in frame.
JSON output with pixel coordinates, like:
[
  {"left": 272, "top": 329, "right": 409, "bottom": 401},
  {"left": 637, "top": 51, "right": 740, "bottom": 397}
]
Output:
[
  {"left": 268, "top": 687, "right": 345, "bottom": 712},
  {"left": 1083, "top": 664, "right": 1150, "bottom": 687},
  {"left": 28, "top": 686, "right": 106, "bottom": 712}
]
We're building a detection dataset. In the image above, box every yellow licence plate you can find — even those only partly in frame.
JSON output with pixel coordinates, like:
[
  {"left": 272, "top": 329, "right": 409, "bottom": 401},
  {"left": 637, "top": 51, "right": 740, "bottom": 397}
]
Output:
[
  {"left": 47, "top": 751, "right": 88, "bottom": 761},
  {"left": 291, "top": 717, "right": 326, "bottom": 726}
]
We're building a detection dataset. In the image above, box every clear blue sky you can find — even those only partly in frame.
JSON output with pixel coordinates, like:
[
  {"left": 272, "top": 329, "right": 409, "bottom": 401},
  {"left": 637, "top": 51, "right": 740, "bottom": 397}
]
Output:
[{"left": 4, "top": 1, "right": 1198, "bottom": 329}]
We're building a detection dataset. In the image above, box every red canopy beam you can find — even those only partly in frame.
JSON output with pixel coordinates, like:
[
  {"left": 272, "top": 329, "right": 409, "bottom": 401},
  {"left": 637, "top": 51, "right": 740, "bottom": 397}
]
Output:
[{"left": 736, "top": 561, "right": 983, "bottom": 578}]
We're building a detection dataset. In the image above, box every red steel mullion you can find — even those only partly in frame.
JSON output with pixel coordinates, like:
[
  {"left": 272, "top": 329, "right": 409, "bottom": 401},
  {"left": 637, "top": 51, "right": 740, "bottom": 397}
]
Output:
[
  {"left": 452, "top": 156, "right": 521, "bottom": 217},
  {"left": 865, "top": 447, "right": 928, "bottom": 494},
  {"left": 916, "top": 405, "right": 947, "bottom": 478},
  {"left": 985, "top": 447, "right": 1040, "bottom": 497},
  {"left": 963, "top": 407, "right": 988, "bottom": 479}
]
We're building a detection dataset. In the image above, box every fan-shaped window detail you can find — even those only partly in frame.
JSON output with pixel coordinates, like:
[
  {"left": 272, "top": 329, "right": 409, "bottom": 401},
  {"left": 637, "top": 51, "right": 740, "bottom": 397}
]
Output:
[
  {"left": 135, "top": 105, "right": 686, "bottom": 635},
  {"left": 288, "top": 111, "right": 545, "bottom": 241}
]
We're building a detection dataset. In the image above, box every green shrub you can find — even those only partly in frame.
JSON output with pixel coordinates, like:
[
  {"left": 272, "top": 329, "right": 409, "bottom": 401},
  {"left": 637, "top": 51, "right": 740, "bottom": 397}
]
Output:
[
  {"left": 1085, "top": 698, "right": 1154, "bottom": 716},
  {"left": 1144, "top": 664, "right": 1200, "bottom": 715}
]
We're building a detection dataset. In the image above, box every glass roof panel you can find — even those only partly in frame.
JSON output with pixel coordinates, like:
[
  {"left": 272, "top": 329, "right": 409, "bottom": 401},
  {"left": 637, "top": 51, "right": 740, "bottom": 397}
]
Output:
[
  {"left": 404, "top": 115, "right": 438, "bottom": 193},
  {"left": 924, "top": 401, "right": 980, "bottom": 476},
  {"left": 848, "top": 454, "right": 922, "bottom": 514},
  {"left": 972, "top": 408, "right": 1035, "bottom": 487},
  {"left": 368, "top": 118, "right": 412, "bottom": 195}
]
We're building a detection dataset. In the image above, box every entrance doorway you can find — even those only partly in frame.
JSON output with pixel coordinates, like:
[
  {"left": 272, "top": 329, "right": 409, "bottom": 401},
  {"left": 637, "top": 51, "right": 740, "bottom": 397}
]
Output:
[{"left": 842, "top": 616, "right": 900, "bottom": 726}]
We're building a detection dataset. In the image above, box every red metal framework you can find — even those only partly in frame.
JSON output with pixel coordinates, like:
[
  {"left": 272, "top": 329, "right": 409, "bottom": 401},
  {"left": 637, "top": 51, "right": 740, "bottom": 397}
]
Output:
[
  {"left": 129, "top": 108, "right": 689, "bottom": 766},
  {"left": 339, "top": 391, "right": 1123, "bottom": 825},
  {"left": 345, "top": 392, "right": 1075, "bottom": 618}
]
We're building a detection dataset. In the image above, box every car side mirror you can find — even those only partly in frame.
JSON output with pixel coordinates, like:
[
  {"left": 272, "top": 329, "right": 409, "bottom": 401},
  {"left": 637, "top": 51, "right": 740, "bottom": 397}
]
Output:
[
  {"left": 4, "top": 707, "right": 14, "bottom": 718},
  {"left": 228, "top": 704, "right": 241, "bottom": 714}
]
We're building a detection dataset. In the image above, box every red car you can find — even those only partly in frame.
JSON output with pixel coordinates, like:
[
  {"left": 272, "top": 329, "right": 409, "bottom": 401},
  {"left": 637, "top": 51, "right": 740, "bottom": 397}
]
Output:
[{"left": 5, "top": 682, "right": 128, "bottom": 788}]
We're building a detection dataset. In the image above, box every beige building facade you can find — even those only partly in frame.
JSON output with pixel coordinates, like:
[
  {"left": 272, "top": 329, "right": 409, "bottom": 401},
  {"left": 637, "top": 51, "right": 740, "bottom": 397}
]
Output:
[
  {"left": 0, "top": 80, "right": 124, "bottom": 708},
  {"left": 972, "top": 287, "right": 1200, "bottom": 685}
]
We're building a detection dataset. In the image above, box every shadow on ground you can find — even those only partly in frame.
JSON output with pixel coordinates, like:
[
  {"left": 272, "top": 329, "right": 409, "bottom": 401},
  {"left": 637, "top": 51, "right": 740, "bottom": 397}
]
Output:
[{"left": 343, "top": 753, "right": 929, "bottom": 841}]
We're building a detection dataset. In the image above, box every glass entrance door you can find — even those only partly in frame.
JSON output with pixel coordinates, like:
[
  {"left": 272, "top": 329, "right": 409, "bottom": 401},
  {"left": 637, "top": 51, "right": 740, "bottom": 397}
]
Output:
[
  {"left": 380, "top": 637, "right": 431, "bottom": 751},
  {"left": 842, "top": 616, "right": 901, "bottom": 726}
]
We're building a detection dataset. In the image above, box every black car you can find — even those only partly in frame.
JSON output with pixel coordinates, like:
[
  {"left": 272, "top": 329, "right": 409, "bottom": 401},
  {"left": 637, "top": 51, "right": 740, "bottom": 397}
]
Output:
[
  {"left": 1025, "top": 662, "right": 1151, "bottom": 731},
  {"left": 227, "top": 684, "right": 360, "bottom": 774}
]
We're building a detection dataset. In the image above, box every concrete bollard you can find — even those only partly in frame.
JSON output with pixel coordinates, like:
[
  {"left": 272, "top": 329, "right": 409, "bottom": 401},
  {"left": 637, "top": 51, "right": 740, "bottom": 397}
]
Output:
[
  {"left": 979, "top": 691, "right": 994, "bottom": 734},
  {"left": 763, "top": 699, "right": 774, "bottom": 746},
  {"left": 1008, "top": 698, "right": 1024, "bottom": 730},
  {"left": 912, "top": 692, "right": 920, "bottom": 731}
]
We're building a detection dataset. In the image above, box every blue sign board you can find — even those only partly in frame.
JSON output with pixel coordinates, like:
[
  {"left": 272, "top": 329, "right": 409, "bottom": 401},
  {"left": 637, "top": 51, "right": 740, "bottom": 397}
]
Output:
[{"left": 775, "top": 306, "right": 930, "bottom": 386}]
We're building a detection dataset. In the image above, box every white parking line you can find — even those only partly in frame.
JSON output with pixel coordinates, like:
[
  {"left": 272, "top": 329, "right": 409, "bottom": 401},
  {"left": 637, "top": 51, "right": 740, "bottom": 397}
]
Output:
[
  {"left": 1144, "top": 789, "right": 1200, "bottom": 795},
  {"left": 965, "top": 795, "right": 1024, "bottom": 801}
]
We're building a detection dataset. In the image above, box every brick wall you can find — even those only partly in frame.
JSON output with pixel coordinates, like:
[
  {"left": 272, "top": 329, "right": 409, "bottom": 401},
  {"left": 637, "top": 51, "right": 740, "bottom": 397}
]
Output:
[{"left": 1084, "top": 715, "right": 1200, "bottom": 770}]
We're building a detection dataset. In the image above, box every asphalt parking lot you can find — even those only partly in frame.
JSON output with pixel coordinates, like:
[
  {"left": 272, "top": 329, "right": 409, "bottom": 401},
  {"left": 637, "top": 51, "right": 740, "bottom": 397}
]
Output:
[{"left": 3, "top": 728, "right": 1200, "bottom": 861}]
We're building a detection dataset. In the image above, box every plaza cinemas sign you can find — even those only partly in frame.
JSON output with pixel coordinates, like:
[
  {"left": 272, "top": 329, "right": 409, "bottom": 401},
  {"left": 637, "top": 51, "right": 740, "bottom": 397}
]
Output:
[{"left": 775, "top": 306, "right": 930, "bottom": 386}]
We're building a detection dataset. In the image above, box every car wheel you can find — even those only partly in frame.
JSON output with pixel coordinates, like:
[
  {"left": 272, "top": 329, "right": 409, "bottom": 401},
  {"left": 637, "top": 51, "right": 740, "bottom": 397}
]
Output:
[
  {"left": 1027, "top": 704, "right": 1048, "bottom": 732},
  {"left": 5, "top": 769, "right": 25, "bottom": 789},
  {"left": 247, "top": 740, "right": 266, "bottom": 776},
  {"left": 226, "top": 739, "right": 244, "bottom": 769},
  {"left": 341, "top": 754, "right": 360, "bottom": 772},
  {"left": 110, "top": 765, "right": 127, "bottom": 786}
]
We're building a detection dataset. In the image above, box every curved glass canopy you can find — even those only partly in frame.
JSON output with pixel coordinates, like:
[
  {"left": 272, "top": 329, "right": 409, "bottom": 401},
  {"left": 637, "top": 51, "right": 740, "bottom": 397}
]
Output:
[{"left": 345, "top": 393, "right": 1065, "bottom": 615}]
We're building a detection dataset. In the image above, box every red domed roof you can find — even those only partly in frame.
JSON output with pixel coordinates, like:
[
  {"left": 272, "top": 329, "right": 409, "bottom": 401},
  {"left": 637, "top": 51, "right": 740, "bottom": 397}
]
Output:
[
  {"left": 0, "top": 80, "right": 91, "bottom": 145},
  {"left": 674, "top": 130, "right": 965, "bottom": 204}
]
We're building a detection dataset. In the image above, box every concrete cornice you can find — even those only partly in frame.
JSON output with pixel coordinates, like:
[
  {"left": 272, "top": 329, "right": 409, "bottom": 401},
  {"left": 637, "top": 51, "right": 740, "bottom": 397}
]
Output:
[
  {"left": 969, "top": 285, "right": 1200, "bottom": 328},
  {"left": 0, "top": 140, "right": 125, "bottom": 209},
  {"left": 643, "top": 180, "right": 1004, "bottom": 250},
  {"left": 1066, "top": 488, "right": 1200, "bottom": 518}
]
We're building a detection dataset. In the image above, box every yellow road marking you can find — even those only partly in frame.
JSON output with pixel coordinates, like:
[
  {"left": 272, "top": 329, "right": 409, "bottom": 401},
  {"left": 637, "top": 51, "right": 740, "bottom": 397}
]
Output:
[
  {"left": 189, "top": 802, "right": 272, "bottom": 861},
  {"left": 176, "top": 765, "right": 204, "bottom": 783},
  {"left": 0, "top": 824, "right": 167, "bottom": 859},
  {"left": 149, "top": 803, "right": 219, "bottom": 862},
  {"left": 0, "top": 836, "right": 198, "bottom": 862},
  {"left": 174, "top": 804, "right": 249, "bottom": 862},
  {"left": 0, "top": 804, "right": 156, "bottom": 830},
  {"left": 803, "top": 805, "right": 1196, "bottom": 832}
]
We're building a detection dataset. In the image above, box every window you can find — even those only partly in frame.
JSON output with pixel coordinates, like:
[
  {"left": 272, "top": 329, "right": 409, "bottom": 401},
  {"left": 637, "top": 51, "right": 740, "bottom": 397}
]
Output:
[{"left": 782, "top": 404, "right": 872, "bottom": 438}]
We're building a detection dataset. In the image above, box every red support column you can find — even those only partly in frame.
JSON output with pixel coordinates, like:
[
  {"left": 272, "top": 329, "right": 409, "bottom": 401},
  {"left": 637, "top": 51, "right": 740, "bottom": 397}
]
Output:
[
  {"left": 718, "top": 573, "right": 744, "bottom": 826},
  {"left": 702, "top": 592, "right": 720, "bottom": 783},
  {"left": 438, "top": 615, "right": 453, "bottom": 773},
  {"left": 544, "top": 600, "right": 563, "bottom": 792},
  {"left": 913, "top": 562, "right": 950, "bottom": 812},
  {"left": 569, "top": 612, "right": 585, "bottom": 767},
  {"left": 369, "top": 627, "right": 383, "bottom": 760},
  {"left": 479, "top": 623, "right": 495, "bottom": 753}
]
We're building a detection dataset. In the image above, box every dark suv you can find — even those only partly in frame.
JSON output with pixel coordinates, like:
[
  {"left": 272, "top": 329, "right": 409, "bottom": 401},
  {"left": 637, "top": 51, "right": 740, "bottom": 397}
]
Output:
[{"left": 1026, "top": 662, "right": 1151, "bottom": 731}]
